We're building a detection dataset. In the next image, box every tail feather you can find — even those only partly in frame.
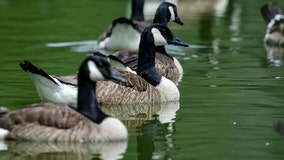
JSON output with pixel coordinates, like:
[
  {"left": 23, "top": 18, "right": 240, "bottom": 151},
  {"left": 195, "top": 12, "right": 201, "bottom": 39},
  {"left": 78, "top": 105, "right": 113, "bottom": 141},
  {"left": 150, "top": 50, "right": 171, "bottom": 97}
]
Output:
[
  {"left": 19, "top": 61, "right": 58, "bottom": 85},
  {"left": 260, "top": 2, "right": 284, "bottom": 25}
]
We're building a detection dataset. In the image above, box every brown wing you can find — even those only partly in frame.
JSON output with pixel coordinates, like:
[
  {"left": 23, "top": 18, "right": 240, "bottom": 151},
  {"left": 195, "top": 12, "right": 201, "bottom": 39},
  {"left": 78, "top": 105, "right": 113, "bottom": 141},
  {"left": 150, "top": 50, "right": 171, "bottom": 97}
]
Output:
[
  {"left": 0, "top": 103, "right": 85, "bottom": 130},
  {"left": 110, "top": 51, "right": 180, "bottom": 82},
  {"left": 155, "top": 52, "right": 180, "bottom": 83},
  {"left": 110, "top": 50, "right": 139, "bottom": 70},
  {"left": 54, "top": 74, "right": 78, "bottom": 85},
  {"left": 96, "top": 70, "right": 161, "bottom": 104}
]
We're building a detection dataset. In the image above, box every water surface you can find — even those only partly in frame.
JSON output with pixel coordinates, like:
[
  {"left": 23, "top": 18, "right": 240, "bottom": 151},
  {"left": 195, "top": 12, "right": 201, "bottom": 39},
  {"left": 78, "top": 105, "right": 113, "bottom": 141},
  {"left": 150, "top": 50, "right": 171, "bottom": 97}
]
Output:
[{"left": 0, "top": 0, "right": 284, "bottom": 159}]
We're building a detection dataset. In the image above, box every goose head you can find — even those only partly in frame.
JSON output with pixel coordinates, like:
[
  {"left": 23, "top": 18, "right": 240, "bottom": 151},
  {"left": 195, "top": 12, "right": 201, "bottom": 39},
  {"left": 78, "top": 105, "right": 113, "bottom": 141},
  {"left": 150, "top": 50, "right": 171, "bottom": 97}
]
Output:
[
  {"left": 79, "top": 53, "right": 127, "bottom": 83},
  {"left": 149, "top": 23, "right": 188, "bottom": 47},
  {"left": 154, "top": 2, "right": 184, "bottom": 25},
  {"left": 137, "top": 24, "right": 188, "bottom": 86},
  {"left": 77, "top": 53, "right": 127, "bottom": 124}
]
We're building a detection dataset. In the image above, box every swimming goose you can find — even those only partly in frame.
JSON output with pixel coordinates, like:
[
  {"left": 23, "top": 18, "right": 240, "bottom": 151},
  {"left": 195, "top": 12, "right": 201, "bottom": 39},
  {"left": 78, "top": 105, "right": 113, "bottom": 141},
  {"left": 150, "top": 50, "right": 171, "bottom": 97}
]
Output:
[
  {"left": 98, "top": 1, "right": 183, "bottom": 51},
  {"left": 105, "top": 2, "right": 184, "bottom": 84},
  {"left": 260, "top": 2, "right": 284, "bottom": 46},
  {"left": 20, "top": 24, "right": 188, "bottom": 105},
  {"left": 0, "top": 55, "right": 128, "bottom": 141},
  {"left": 96, "top": 24, "right": 187, "bottom": 104}
]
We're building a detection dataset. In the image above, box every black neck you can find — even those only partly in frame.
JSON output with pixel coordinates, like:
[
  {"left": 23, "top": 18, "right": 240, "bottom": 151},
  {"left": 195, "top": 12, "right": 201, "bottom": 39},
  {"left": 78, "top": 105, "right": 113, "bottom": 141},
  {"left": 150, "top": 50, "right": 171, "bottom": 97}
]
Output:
[
  {"left": 155, "top": 46, "right": 173, "bottom": 60},
  {"left": 130, "top": 0, "right": 144, "bottom": 21},
  {"left": 76, "top": 71, "right": 108, "bottom": 124},
  {"left": 153, "top": 6, "right": 170, "bottom": 25},
  {"left": 137, "top": 32, "right": 162, "bottom": 86}
]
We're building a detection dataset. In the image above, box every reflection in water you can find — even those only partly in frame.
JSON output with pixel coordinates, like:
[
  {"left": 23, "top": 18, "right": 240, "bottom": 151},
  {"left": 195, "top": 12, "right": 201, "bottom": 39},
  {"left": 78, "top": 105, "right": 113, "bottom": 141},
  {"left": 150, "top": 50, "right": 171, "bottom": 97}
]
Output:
[
  {"left": 136, "top": 114, "right": 177, "bottom": 160},
  {"left": 264, "top": 44, "right": 284, "bottom": 67},
  {"left": 101, "top": 102, "right": 180, "bottom": 159},
  {"left": 0, "top": 140, "right": 127, "bottom": 160},
  {"left": 101, "top": 102, "right": 180, "bottom": 126}
]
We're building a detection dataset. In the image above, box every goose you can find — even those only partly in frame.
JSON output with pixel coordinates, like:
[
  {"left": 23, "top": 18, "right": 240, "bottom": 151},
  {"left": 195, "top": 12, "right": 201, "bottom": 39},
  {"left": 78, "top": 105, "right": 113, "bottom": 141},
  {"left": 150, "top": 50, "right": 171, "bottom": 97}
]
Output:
[
  {"left": 0, "top": 54, "right": 128, "bottom": 142},
  {"left": 260, "top": 2, "right": 284, "bottom": 46},
  {"left": 104, "top": 1, "right": 185, "bottom": 84},
  {"left": 20, "top": 24, "right": 188, "bottom": 105},
  {"left": 98, "top": 1, "right": 184, "bottom": 51}
]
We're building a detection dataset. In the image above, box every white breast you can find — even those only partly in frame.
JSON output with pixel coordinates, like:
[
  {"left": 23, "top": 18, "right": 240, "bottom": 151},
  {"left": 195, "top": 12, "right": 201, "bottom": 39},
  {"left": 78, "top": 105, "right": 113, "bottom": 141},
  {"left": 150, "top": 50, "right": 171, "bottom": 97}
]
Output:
[
  {"left": 99, "top": 23, "right": 141, "bottom": 51},
  {"left": 156, "top": 77, "right": 180, "bottom": 102}
]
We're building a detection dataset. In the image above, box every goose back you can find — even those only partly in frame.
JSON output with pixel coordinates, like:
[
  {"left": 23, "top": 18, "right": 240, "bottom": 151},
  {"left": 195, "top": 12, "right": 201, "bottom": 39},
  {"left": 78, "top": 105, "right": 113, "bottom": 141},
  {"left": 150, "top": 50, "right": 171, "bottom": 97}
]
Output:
[{"left": 96, "top": 70, "right": 179, "bottom": 104}]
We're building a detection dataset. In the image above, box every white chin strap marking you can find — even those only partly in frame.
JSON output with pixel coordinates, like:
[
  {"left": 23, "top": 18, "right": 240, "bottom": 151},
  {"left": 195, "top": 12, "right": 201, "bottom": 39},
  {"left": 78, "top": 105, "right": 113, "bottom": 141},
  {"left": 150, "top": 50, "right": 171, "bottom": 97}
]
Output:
[
  {"left": 87, "top": 61, "right": 104, "bottom": 81},
  {"left": 168, "top": 6, "right": 175, "bottom": 21},
  {"left": 151, "top": 28, "right": 168, "bottom": 46}
]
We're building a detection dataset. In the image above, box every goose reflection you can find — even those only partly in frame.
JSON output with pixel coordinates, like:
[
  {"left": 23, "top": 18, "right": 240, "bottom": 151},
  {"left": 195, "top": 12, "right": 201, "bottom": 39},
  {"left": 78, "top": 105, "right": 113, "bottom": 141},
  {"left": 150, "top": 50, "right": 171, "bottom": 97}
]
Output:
[
  {"left": 0, "top": 140, "right": 127, "bottom": 160},
  {"left": 264, "top": 44, "right": 284, "bottom": 67},
  {"left": 101, "top": 102, "right": 179, "bottom": 160},
  {"left": 101, "top": 101, "right": 180, "bottom": 126}
]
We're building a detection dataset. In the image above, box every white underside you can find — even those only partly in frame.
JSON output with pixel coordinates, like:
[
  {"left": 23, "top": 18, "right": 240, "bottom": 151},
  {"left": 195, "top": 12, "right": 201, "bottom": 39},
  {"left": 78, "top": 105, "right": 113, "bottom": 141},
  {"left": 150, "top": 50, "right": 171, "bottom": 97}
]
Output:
[
  {"left": 99, "top": 23, "right": 141, "bottom": 51},
  {"left": 0, "top": 128, "right": 8, "bottom": 140},
  {"left": 28, "top": 73, "right": 78, "bottom": 107},
  {"left": 0, "top": 141, "right": 7, "bottom": 151},
  {"left": 173, "top": 57, "right": 183, "bottom": 84},
  {"left": 156, "top": 77, "right": 180, "bottom": 102}
]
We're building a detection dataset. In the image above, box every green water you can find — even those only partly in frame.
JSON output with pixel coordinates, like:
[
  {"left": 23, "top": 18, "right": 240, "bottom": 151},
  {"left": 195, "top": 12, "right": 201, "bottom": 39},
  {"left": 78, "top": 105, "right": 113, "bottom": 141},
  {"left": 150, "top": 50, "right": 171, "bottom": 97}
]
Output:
[{"left": 0, "top": 0, "right": 284, "bottom": 159}]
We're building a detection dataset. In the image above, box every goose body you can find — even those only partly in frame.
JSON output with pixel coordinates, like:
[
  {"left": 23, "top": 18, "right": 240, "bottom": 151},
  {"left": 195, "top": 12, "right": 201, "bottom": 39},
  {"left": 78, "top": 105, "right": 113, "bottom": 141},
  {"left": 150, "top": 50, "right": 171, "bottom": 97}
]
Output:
[
  {"left": 21, "top": 24, "right": 188, "bottom": 105},
  {"left": 261, "top": 2, "right": 284, "bottom": 46},
  {"left": 98, "top": 1, "right": 183, "bottom": 51},
  {"left": 0, "top": 55, "right": 128, "bottom": 141}
]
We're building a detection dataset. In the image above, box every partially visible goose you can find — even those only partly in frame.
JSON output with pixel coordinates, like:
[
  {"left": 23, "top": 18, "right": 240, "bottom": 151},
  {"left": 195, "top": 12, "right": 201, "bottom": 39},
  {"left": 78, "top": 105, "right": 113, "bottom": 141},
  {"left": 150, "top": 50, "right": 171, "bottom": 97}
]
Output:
[
  {"left": 260, "top": 2, "right": 284, "bottom": 46},
  {"left": 98, "top": 1, "right": 183, "bottom": 51},
  {"left": 0, "top": 55, "right": 128, "bottom": 142},
  {"left": 20, "top": 24, "right": 188, "bottom": 105}
]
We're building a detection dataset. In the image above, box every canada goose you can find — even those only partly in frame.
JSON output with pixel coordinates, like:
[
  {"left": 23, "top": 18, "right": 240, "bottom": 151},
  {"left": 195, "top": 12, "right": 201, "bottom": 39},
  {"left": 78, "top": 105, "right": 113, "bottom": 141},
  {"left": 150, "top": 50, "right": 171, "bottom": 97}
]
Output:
[
  {"left": 0, "top": 55, "right": 128, "bottom": 142},
  {"left": 98, "top": 1, "right": 183, "bottom": 51},
  {"left": 20, "top": 24, "right": 188, "bottom": 105},
  {"left": 104, "top": 2, "right": 184, "bottom": 84},
  {"left": 260, "top": 2, "right": 284, "bottom": 46},
  {"left": 96, "top": 24, "right": 187, "bottom": 104}
]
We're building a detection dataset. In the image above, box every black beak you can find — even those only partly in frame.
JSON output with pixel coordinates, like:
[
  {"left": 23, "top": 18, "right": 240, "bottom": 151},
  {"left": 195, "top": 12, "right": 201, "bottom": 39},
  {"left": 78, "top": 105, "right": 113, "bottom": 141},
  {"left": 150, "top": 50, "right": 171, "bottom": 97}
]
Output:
[
  {"left": 174, "top": 17, "right": 184, "bottom": 25},
  {"left": 108, "top": 69, "right": 128, "bottom": 83},
  {"left": 169, "top": 36, "right": 189, "bottom": 47}
]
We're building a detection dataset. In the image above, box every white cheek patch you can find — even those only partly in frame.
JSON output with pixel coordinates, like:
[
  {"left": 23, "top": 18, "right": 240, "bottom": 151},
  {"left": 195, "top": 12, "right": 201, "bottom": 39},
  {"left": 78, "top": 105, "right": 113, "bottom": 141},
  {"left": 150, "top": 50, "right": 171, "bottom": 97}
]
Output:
[
  {"left": 151, "top": 28, "right": 168, "bottom": 46},
  {"left": 168, "top": 6, "right": 175, "bottom": 21},
  {"left": 87, "top": 61, "right": 104, "bottom": 81}
]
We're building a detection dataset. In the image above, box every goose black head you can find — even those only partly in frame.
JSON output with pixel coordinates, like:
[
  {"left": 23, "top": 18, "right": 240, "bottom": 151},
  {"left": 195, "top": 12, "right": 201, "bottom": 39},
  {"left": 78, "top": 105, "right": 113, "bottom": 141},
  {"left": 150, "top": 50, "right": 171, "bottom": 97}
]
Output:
[
  {"left": 146, "top": 24, "right": 189, "bottom": 47},
  {"left": 83, "top": 53, "right": 127, "bottom": 83},
  {"left": 154, "top": 2, "right": 184, "bottom": 25}
]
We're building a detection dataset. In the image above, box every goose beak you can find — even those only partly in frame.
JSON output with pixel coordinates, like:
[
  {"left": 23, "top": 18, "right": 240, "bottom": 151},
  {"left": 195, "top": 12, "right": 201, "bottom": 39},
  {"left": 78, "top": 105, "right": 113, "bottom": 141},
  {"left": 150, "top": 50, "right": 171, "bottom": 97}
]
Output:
[
  {"left": 174, "top": 17, "right": 184, "bottom": 25},
  {"left": 169, "top": 36, "right": 189, "bottom": 47},
  {"left": 109, "top": 69, "right": 128, "bottom": 83}
]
